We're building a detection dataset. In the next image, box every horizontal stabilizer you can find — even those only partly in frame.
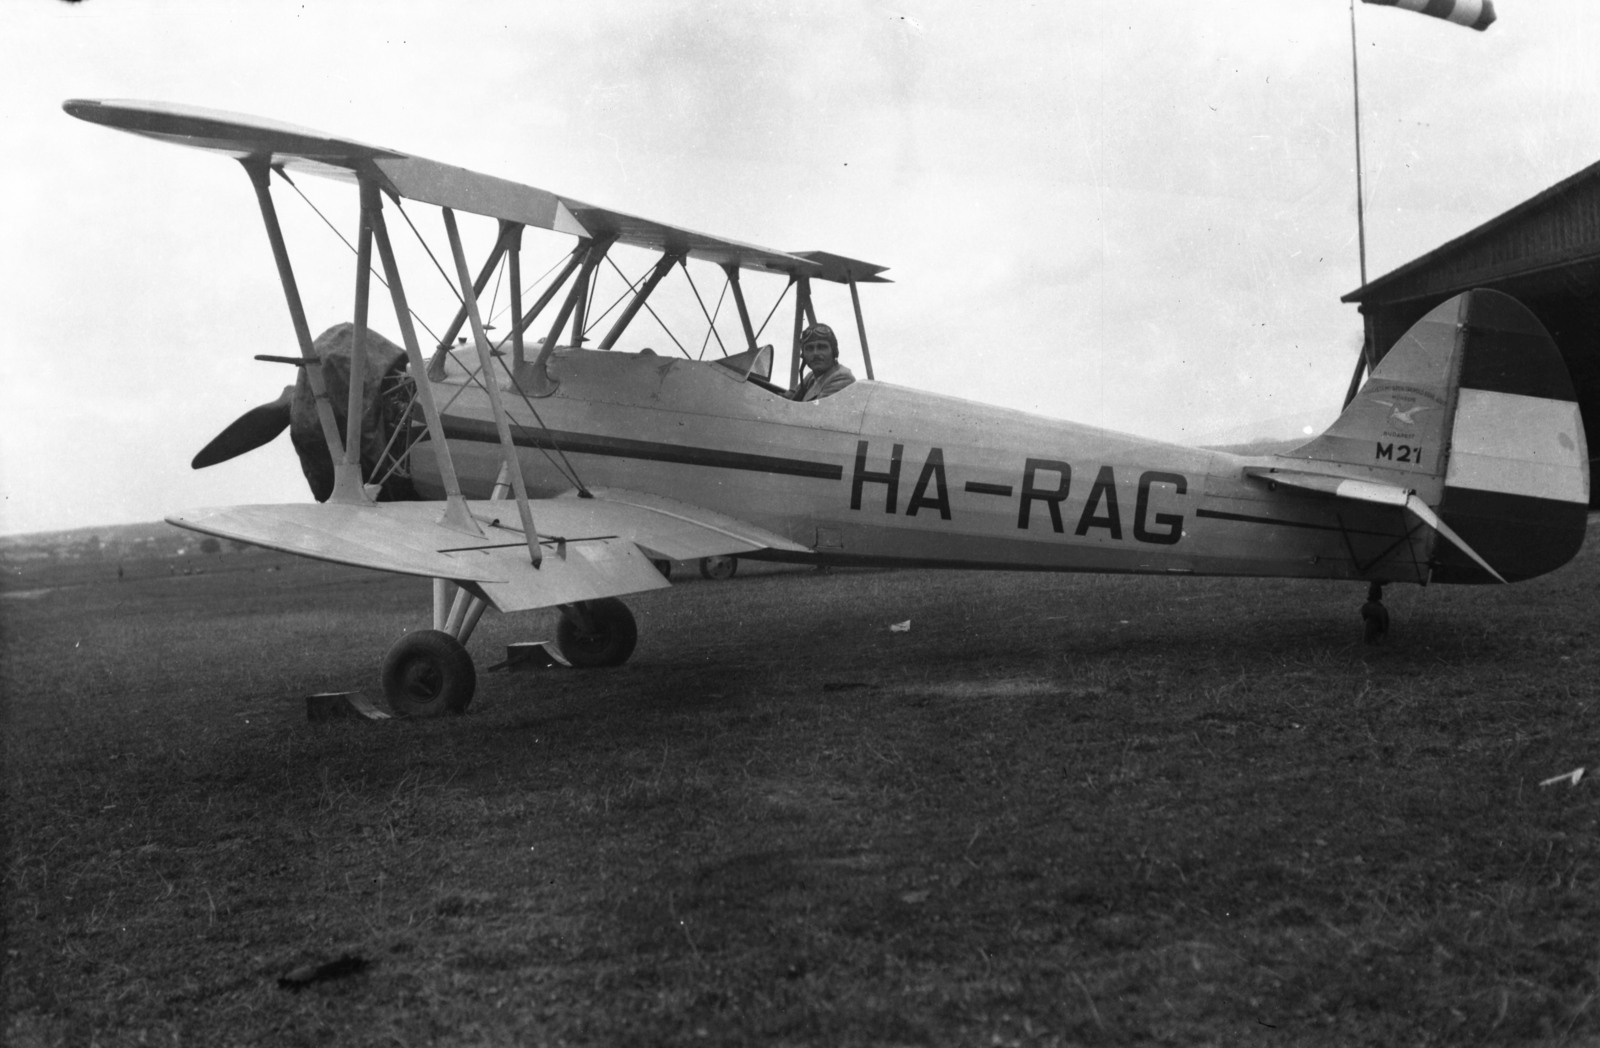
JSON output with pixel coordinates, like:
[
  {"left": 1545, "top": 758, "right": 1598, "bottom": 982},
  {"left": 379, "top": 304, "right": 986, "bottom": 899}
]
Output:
[
  {"left": 1244, "top": 467, "right": 1409, "bottom": 506},
  {"left": 1245, "top": 467, "right": 1506, "bottom": 583}
]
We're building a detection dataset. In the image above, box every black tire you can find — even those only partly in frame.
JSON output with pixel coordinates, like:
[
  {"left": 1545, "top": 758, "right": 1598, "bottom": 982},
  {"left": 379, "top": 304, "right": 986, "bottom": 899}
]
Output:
[
  {"left": 652, "top": 559, "right": 672, "bottom": 579},
  {"left": 699, "top": 555, "right": 738, "bottom": 581},
  {"left": 1360, "top": 601, "right": 1390, "bottom": 645},
  {"left": 381, "top": 629, "right": 476, "bottom": 717},
  {"left": 556, "top": 598, "right": 638, "bottom": 668}
]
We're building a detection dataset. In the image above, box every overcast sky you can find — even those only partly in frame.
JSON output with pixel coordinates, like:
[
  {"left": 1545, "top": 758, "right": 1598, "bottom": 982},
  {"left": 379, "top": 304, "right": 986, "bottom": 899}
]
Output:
[{"left": 5, "top": 0, "right": 1598, "bottom": 536}]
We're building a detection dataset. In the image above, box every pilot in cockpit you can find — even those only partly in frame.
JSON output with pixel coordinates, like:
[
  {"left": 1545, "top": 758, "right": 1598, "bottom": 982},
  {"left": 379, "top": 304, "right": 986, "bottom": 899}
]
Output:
[{"left": 788, "top": 323, "right": 856, "bottom": 402}]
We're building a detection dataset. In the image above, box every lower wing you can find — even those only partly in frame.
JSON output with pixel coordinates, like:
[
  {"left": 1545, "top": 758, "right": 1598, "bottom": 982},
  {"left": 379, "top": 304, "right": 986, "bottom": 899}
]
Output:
[{"left": 168, "top": 487, "right": 810, "bottom": 612}]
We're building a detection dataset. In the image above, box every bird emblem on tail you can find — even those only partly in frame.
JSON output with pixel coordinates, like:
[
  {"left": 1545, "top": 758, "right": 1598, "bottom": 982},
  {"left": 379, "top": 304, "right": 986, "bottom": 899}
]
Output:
[{"left": 1373, "top": 399, "right": 1434, "bottom": 426}]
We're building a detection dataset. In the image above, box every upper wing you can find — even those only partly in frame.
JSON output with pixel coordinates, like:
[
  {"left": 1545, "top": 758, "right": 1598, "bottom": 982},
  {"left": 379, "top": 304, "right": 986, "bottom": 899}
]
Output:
[
  {"left": 168, "top": 490, "right": 810, "bottom": 613},
  {"left": 62, "top": 98, "right": 888, "bottom": 284},
  {"left": 1243, "top": 466, "right": 1508, "bottom": 583}
]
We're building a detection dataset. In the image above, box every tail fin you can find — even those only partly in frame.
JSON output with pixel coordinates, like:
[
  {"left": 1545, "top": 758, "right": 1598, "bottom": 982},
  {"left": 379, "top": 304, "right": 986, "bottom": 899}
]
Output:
[{"left": 1287, "top": 289, "right": 1589, "bottom": 583}]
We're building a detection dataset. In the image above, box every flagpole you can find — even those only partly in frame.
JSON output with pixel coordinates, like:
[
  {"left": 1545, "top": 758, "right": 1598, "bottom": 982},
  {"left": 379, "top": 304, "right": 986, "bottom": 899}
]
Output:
[
  {"left": 1349, "top": 0, "right": 1368, "bottom": 288},
  {"left": 1342, "top": 0, "right": 1374, "bottom": 407}
]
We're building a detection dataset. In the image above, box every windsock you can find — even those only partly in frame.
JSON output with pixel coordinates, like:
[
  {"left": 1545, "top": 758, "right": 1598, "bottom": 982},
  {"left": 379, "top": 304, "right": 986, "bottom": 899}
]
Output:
[{"left": 1361, "top": 0, "right": 1496, "bottom": 31}]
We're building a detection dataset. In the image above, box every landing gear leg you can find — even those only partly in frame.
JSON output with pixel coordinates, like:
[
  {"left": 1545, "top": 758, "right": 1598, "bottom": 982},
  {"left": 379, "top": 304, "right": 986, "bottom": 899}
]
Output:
[{"left": 1360, "top": 581, "right": 1390, "bottom": 645}]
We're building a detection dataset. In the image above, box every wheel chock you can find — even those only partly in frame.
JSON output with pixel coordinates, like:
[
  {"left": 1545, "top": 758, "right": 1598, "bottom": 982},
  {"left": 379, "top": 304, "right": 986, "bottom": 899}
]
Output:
[
  {"left": 486, "top": 641, "right": 571, "bottom": 673},
  {"left": 306, "top": 691, "right": 392, "bottom": 722}
]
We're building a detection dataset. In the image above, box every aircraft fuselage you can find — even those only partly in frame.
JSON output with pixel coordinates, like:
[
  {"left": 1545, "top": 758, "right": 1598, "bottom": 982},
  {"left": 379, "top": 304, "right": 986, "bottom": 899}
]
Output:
[{"left": 411, "top": 347, "right": 1430, "bottom": 584}]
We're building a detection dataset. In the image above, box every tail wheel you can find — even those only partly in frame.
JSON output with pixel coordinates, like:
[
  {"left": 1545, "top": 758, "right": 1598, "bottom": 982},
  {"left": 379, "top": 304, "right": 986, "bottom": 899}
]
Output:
[
  {"left": 381, "top": 629, "right": 476, "bottom": 717},
  {"left": 1360, "top": 583, "right": 1389, "bottom": 645},
  {"left": 556, "top": 598, "right": 638, "bottom": 668},
  {"left": 699, "top": 555, "right": 738, "bottom": 581}
]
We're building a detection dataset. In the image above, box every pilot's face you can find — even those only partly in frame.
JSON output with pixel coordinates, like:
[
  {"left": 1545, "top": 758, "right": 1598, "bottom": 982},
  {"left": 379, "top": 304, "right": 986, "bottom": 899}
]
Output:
[{"left": 801, "top": 339, "right": 835, "bottom": 372}]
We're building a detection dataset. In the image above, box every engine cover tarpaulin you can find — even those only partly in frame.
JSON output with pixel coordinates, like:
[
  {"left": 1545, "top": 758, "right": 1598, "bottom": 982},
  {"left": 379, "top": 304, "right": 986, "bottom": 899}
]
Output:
[{"left": 290, "top": 324, "right": 416, "bottom": 502}]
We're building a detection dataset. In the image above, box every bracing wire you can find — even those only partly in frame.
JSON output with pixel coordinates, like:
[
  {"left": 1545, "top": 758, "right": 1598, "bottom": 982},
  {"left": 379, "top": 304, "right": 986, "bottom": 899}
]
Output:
[
  {"left": 390, "top": 195, "right": 466, "bottom": 311},
  {"left": 484, "top": 256, "right": 505, "bottom": 332},
  {"left": 369, "top": 384, "right": 423, "bottom": 490},
  {"left": 440, "top": 348, "right": 588, "bottom": 493},
  {"left": 585, "top": 259, "right": 652, "bottom": 337},
  {"left": 640, "top": 298, "right": 691, "bottom": 358},
  {"left": 754, "top": 276, "right": 795, "bottom": 341},
  {"left": 274, "top": 171, "right": 444, "bottom": 347},
  {"left": 487, "top": 251, "right": 568, "bottom": 329},
  {"left": 584, "top": 280, "right": 640, "bottom": 336},
  {"left": 604, "top": 255, "right": 690, "bottom": 358},
  {"left": 497, "top": 358, "right": 592, "bottom": 496},
  {"left": 584, "top": 261, "right": 600, "bottom": 339},
  {"left": 275, "top": 172, "right": 598, "bottom": 495},
  {"left": 679, "top": 261, "right": 727, "bottom": 359},
  {"left": 697, "top": 277, "right": 730, "bottom": 360}
]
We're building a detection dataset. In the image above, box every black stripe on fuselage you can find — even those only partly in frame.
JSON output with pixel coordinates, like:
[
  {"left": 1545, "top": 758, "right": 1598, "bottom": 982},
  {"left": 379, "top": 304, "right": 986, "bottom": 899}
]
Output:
[
  {"left": 1195, "top": 507, "right": 1405, "bottom": 538},
  {"left": 1196, "top": 507, "right": 1338, "bottom": 533},
  {"left": 440, "top": 416, "right": 845, "bottom": 480}
]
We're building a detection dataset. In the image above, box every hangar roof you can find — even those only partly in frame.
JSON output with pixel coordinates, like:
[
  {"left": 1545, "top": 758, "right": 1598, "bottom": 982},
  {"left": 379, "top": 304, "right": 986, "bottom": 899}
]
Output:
[{"left": 1342, "top": 158, "right": 1600, "bottom": 307}]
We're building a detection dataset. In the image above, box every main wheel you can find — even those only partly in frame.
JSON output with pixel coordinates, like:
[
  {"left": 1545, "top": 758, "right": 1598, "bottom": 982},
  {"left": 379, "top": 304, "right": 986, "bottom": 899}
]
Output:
[
  {"left": 652, "top": 559, "right": 673, "bottom": 579},
  {"left": 381, "top": 629, "right": 476, "bottom": 717},
  {"left": 555, "top": 598, "right": 638, "bottom": 668},
  {"left": 699, "top": 555, "right": 738, "bottom": 581}
]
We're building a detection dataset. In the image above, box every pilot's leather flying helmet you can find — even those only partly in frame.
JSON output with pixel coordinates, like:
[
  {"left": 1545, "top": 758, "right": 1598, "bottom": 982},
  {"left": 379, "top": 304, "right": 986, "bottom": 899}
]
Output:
[{"left": 800, "top": 323, "right": 838, "bottom": 358}]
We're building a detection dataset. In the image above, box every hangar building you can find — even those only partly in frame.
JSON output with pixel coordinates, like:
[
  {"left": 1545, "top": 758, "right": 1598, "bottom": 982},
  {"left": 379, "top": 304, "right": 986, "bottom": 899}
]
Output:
[{"left": 1342, "top": 160, "right": 1600, "bottom": 505}]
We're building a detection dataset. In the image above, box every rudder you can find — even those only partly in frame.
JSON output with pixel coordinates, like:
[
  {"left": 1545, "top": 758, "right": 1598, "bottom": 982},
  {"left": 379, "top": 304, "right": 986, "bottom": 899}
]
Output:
[{"left": 1435, "top": 291, "right": 1588, "bottom": 582}]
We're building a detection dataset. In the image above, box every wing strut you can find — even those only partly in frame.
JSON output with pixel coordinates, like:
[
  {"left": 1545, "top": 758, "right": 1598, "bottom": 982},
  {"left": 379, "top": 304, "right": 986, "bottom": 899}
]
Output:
[
  {"left": 849, "top": 276, "right": 875, "bottom": 381},
  {"left": 243, "top": 160, "right": 363, "bottom": 502},
  {"left": 789, "top": 276, "right": 815, "bottom": 389},
  {"left": 723, "top": 264, "right": 759, "bottom": 353},
  {"left": 521, "top": 235, "right": 617, "bottom": 396},
  {"left": 433, "top": 219, "right": 521, "bottom": 355},
  {"left": 600, "top": 251, "right": 681, "bottom": 350},
  {"left": 442, "top": 207, "right": 543, "bottom": 566},
  {"left": 365, "top": 180, "right": 481, "bottom": 536},
  {"left": 506, "top": 223, "right": 526, "bottom": 380},
  {"left": 344, "top": 183, "right": 375, "bottom": 485},
  {"left": 506, "top": 242, "right": 586, "bottom": 374}
]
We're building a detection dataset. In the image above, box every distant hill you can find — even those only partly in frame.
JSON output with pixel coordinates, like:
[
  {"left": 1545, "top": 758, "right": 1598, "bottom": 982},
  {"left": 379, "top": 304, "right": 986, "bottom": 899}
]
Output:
[{"left": 0, "top": 520, "right": 246, "bottom": 564}]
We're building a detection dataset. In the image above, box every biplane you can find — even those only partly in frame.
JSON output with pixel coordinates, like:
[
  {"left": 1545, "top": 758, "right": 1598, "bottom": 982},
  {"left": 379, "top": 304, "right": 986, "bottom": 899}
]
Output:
[{"left": 65, "top": 99, "right": 1590, "bottom": 717}]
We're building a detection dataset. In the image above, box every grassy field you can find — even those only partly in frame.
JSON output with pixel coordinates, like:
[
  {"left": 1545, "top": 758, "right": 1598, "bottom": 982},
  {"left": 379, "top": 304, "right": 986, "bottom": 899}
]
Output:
[{"left": 4, "top": 533, "right": 1599, "bottom": 1046}]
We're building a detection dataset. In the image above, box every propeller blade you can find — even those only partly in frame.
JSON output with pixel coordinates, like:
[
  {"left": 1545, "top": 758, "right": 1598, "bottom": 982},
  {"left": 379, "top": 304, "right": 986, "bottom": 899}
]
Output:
[{"left": 191, "top": 385, "right": 295, "bottom": 469}]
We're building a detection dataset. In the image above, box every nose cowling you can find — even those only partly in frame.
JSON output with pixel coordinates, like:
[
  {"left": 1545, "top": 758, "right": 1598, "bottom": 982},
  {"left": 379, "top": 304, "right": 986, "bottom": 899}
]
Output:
[{"left": 288, "top": 323, "right": 420, "bottom": 503}]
